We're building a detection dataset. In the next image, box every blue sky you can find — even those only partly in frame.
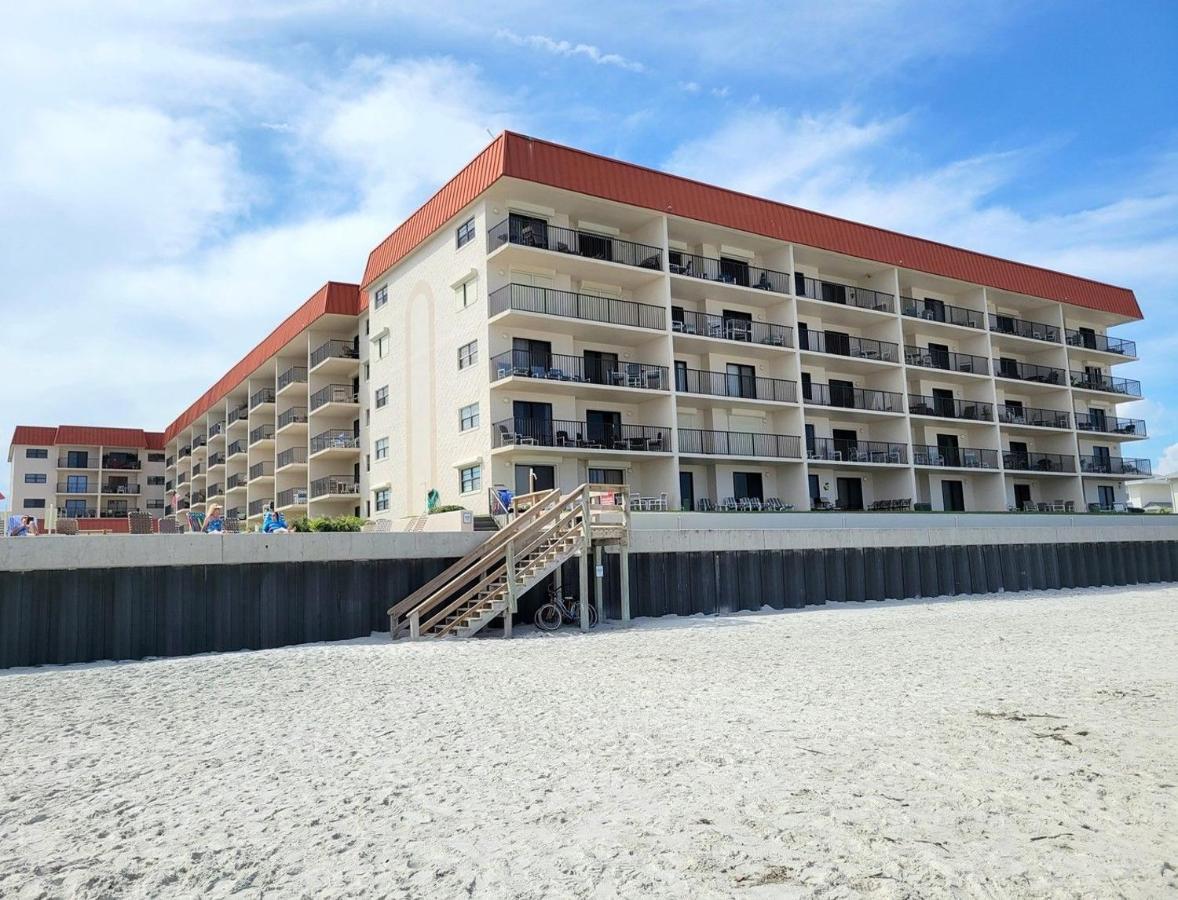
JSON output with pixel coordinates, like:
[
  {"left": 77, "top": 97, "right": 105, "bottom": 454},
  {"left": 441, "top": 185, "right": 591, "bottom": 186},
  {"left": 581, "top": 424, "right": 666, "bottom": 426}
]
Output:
[{"left": 2, "top": 1, "right": 1176, "bottom": 500}]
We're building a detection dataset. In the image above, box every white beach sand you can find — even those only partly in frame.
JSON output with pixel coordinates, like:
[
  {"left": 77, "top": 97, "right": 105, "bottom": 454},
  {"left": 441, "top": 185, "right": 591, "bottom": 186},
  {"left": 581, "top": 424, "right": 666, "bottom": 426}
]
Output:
[{"left": 1, "top": 586, "right": 1176, "bottom": 898}]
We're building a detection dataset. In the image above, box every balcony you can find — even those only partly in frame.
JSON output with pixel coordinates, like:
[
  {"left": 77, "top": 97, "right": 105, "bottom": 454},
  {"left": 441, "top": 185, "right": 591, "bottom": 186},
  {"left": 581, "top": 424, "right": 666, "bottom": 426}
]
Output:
[
  {"left": 250, "top": 387, "right": 276, "bottom": 409},
  {"left": 488, "top": 217, "right": 663, "bottom": 271},
  {"left": 989, "top": 314, "right": 1061, "bottom": 343},
  {"left": 278, "top": 365, "right": 309, "bottom": 393},
  {"left": 100, "top": 509, "right": 137, "bottom": 519},
  {"left": 901, "top": 298, "right": 984, "bottom": 329},
  {"left": 669, "top": 252, "right": 790, "bottom": 294},
  {"left": 190, "top": 491, "right": 206, "bottom": 505},
  {"left": 191, "top": 464, "right": 202, "bottom": 477},
  {"left": 310, "top": 339, "right": 360, "bottom": 373},
  {"left": 1002, "top": 451, "right": 1075, "bottom": 473},
  {"left": 227, "top": 439, "right": 246, "bottom": 457},
  {"left": 1075, "top": 413, "right": 1146, "bottom": 437},
  {"left": 207, "top": 482, "right": 224, "bottom": 497},
  {"left": 310, "top": 476, "right": 360, "bottom": 499},
  {"left": 102, "top": 456, "right": 141, "bottom": 470},
  {"left": 227, "top": 473, "right": 248, "bottom": 490},
  {"left": 801, "top": 331, "right": 899, "bottom": 363},
  {"left": 907, "top": 395, "right": 993, "bottom": 421},
  {"left": 209, "top": 422, "right": 224, "bottom": 438},
  {"left": 227, "top": 506, "right": 244, "bottom": 520},
  {"left": 58, "top": 507, "right": 97, "bottom": 518},
  {"left": 57, "top": 482, "right": 97, "bottom": 494},
  {"left": 676, "top": 368, "right": 797, "bottom": 403},
  {"left": 310, "top": 384, "right": 359, "bottom": 412},
  {"left": 248, "top": 498, "right": 272, "bottom": 517},
  {"left": 489, "top": 283, "right": 665, "bottom": 333},
  {"left": 249, "top": 424, "right": 275, "bottom": 446},
  {"left": 807, "top": 383, "right": 904, "bottom": 414},
  {"left": 249, "top": 461, "right": 274, "bottom": 481},
  {"left": 1070, "top": 372, "right": 1142, "bottom": 398},
  {"left": 672, "top": 310, "right": 792, "bottom": 348},
  {"left": 228, "top": 404, "right": 249, "bottom": 425},
  {"left": 57, "top": 457, "right": 98, "bottom": 469},
  {"left": 166, "top": 456, "right": 174, "bottom": 468},
  {"left": 997, "top": 405, "right": 1071, "bottom": 429},
  {"left": 1066, "top": 330, "right": 1136, "bottom": 357},
  {"left": 278, "top": 406, "right": 309, "bottom": 430},
  {"left": 277, "top": 446, "right": 309, "bottom": 469},
  {"left": 493, "top": 418, "right": 669, "bottom": 453},
  {"left": 192, "top": 435, "right": 207, "bottom": 450},
  {"left": 807, "top": 438, "right": 907, "bottom": 464},
  {"left": 208, "top": 451, "right": 226, "bottom": 467},
  {"left": 310, "top": 429, "right": 360, "bottom": 455},
  {"left": 994, "top": 360, "right": 1066, "bottom": 386},
  {"left": 277, "top": 487, "right": 308, "bottom": 508},
  {"left": 795, "top": 275, "right": 895, "bottom": 314},
  {"left": 490, "top": 350, "right": 668, "bottom": 392},
  {"left": 679, "top": 428, "right": 801, "bottom": 459},
  {"left": 905, "top": 346, "right": 989, "bottom": 375},
  {"left": 912, "top": 445, "right": 999, "bottom": 469},
  {"left": 180, "top": 446, "right": 192, "bottom": 458},
  {"left": 1079, "top": 456, "right": 1151, "bottom": 476}
]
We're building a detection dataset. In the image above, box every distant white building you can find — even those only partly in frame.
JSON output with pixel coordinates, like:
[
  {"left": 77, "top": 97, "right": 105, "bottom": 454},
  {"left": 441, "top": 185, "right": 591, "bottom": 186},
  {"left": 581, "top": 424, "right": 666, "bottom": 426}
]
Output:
[{"left": 1126, "top": 476, "right": 1176, "bottom": 512}]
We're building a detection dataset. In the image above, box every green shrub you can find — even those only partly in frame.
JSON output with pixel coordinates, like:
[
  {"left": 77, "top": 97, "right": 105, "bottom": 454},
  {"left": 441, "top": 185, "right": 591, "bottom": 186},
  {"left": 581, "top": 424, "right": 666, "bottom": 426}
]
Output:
[
  {"left": 289, "top": 515, "right": 364, "bottom": 533},
  {"left": 428, "top": 504, "right": 466, "bottom": 515}
]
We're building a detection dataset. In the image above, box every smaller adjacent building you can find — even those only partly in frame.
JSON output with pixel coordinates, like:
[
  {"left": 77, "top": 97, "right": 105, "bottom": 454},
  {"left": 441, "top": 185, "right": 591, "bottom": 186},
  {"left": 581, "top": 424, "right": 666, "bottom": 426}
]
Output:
[{"left": 1127, "top": 477, "right": 1176, "bottom": 513}]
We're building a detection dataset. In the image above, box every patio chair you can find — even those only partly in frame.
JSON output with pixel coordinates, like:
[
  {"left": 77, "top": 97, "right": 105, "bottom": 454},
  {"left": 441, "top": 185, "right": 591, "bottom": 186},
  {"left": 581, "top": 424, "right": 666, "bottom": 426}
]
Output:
[
  {"left": 764, "top": 497, "right": 783, "bottom": 511},
  {"left": 158, "top": 517, "right": 179, "bottom": 534},
  {"left": 737, "top": 497, "right": 753, "bottom": 511},
  {"left": 496, "top": 423, "right": 536, "bottom": 446},
  {"left": 371, "top": 518, "right": 393, "bottom": 533},
  {"left": 1087, "top": 503, "right": 1102, "bottom": 513},
  {"left": 126, "top": 512, "right": 152, "bottom": 535},
  {"left": 555, "top": 430, "right": 574, "bottom": 447},
  {"left": 720, "top": 497, "right": 738, "bottom": 511},
  {"left": 1064, "top": 500, "right": 1076, "bottom": 513},
  {"left": 57, "top": 517, "right": 80, "bottom": 535},
  {"left": 696, "top": 498, "right": 715, "bottom": 512}
]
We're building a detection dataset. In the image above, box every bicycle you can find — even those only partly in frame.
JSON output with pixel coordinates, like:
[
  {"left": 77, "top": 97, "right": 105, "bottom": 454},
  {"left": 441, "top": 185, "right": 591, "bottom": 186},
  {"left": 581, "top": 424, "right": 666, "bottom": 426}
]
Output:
[{"left": 534, "top": 582, "right": 598, "bottom": 631}]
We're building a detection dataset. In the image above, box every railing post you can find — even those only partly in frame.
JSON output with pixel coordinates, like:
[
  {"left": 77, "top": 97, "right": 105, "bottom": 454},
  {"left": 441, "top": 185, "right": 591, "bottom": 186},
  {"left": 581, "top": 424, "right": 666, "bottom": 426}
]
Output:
[
  {"left": 409, "top": 611, "right": 420, "bottom": 641},
  {"left": 579, "top": 485, "right": 591, "bottom": 633},
  {"left": 505, "top": 537, "right": 517, "bottom": 615}
]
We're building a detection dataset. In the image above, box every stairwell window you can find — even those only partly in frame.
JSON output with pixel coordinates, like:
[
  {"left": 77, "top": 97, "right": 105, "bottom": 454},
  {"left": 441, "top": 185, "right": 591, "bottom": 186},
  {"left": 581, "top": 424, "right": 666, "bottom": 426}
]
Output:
[
  {"left": 26, "top": 448, "right": 48, "bottom": 459},
  {"left": 373, "top": 285, "right": 388, "bottom": 310},
  {"left": 456, "top": 217, "right": 475, "bottom": 249},
  {"left": 375, "top": 488, "right": 390, "bottom": 512},
  {"left": 459, "top": 402, "right": 479, "bottom": 431},
  {"left": 460, "top": 464, "right": 482, "bottom": 494},
  {"left": 375, "top": 437, "right": 389, "bottom": 461},
  {"left": 373, "top": 331, "right": 390, "bottom": 360},
  {"left": 455, "top": 277, "right": 477, "bottom": 311},
  {"left": 458, "top": 340, "right": 477, "bottom": 370},
  {"left": 375, "top": 385, "right": 389, "bottom": 409},
  {"left": 24, "top": 473, "right": 47, "bottom": 483}
]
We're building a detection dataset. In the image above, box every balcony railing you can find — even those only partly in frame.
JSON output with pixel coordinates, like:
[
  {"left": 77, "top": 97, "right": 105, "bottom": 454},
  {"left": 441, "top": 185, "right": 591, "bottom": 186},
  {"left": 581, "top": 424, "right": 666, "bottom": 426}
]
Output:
[
  {"left": 907, "top": 395, "right": 993, "bottom": 421},
  {"left": 493, "top": 418, "right": 669, "bottom": 452},
  {"left": 249, "top": 424, "right": 275, "bottom": 445},
  {"left": 1066, "top": 330, "right": 1136, "bottom": 356},
  {"left": 311, "top": 429, "right": 360, "bottom": 453},
  {"left": 248, "top": 498, "right": 271, "bottom": 517},
  {"left": 250, "top": 387, "right": 276, "bottom": 409},
  {"left": 227, "top": 473, "right": 248, "bottom": 490},
  {"left": 994, "top": 360, "right": 1066, "bottom": 385},
  {"left": 1075, "top": 413, "right": 1146, "bottom": 436},
  {"left": 57, "top": 457, "right": 98, "bottom": 468},
  {"left": 227, "top": 439, "right": 245, "bottom": 457},
  {"left": 795, "top": 275, "right": 895, "bottom": 313},
  {"left": 1079, "top": 456, "right": 1151, "bottom": 476},
  {"left": 1002, "top": 451, "right": 1075, "bottom": 473},
  {"left": 209, "top": 422, "right": 224, "bottom": 437},
  {"left": 669, "top": 252, "right": 790, "bottom": 293},
  {"left": 208, "top": 451, "right": 226, "bottom": 467},
  {"left": 989, "top": 314, "right": 1061, "bottom": 343},
  {"left": 801, "top": 331, "right": 899, "bottom": 362},
  {"left": 997, "top": 405, "right": 1071, "bottom": 429},
  {"left": 190, "top": 492, "right": 206, "bottom": 505},
  {"left": 310, "top": 476, "right": 360, "bottom": 498},
  {"left": 59, "top": 507, "right": 98, "bottom": 518},
  {"left": 228, "top": 404, "right": 249, "bottom": 424},
  {"left": 806, "top": 382, "right": 904, "bottom": 413},
  {"left": 57, "top": 482, "right": 96, "bottom": 493},
  {"left": 489, "top": 283, "right": 665, "bottom": 331},
  {"left": 672, "top": 310, "right": 793, "bottom": 347},
  {"left": 249, "top": 461, "right": 274, "bottom": 480},
  {"left": 278, "top": 366, "right": 308, "bottom": 391},
  {"left": 310, "top": 384, "right": 358, "bottom": 410},
  {"left": 191, "top": 464, "right": 202, "bottom": 477},
  {"left": 1070, "top": 372, "right": 1142, "bottom": 397},
  {"left": 207, "top": 482, "right": 223, "bottom": 497},
  {"left": 101, "top": 456, "right": 142, "bottom": 470},
  {"left": 490, "top": 350, "right": 669, "bottom": 390},
  {"left": 277, "top": 446, "right": 309, "bottom": 468},
  {"left": 278, "top": 406, "right": 309, "bottom": 428},
  {"left": 906, "top": 345, "right": 989, "bottom": 375},
  {"left": 192, "top": 435, "right": 207, "bottom": 450},
  {"left": 676, "top": 368, "right": 797, "bottom": 403},
  {"left": 311, "top": 339, "right": 359, "bottom": 369},
  {"left": 488, "top": 217, "right": 663, "bottom": 271},
  {"left": 166, "top": 456, "right": 174, "bottom": 468},
  {"left": 678, "top": 428, "right": 801, "bottom": 459},
  {"left": 227, "top": 506, "right": 244, "bottom": 520},
  {"left": 901, "top": 298, "right": 985, "bottom": 329},
  {"left": 100, "top": 509, "right": 136, "bottom": 519},
  {"left": 277, "top": 487, "right": 309, "bottom": 508},
  {"left": 179, "top": 446, "right": 191, "bottom": 458},
  {"left": 807, "top": 438, "right": 907, "bottom": 464},
  {"left": 912, "top": 445, "right": 999, "bottom": 469}
]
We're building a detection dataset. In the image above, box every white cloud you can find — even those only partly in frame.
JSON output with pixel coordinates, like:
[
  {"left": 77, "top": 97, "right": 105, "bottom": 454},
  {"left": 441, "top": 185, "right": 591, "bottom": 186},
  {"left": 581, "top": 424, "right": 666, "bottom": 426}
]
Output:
[
  {"left": 1156, "top": 443, "right": 1178, "bottom": 476},
  {"left": 496, "top": 29, "right": 644, "bottom": 72}
]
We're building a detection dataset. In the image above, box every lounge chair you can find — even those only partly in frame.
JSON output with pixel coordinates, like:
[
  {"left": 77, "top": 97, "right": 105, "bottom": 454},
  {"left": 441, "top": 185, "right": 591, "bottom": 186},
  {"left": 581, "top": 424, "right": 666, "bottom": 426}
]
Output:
[
  {"left": 158, "top": 517, "right": 179, "bottom": 534},
  {"left": 57, "top": 517, "right": 80, "bottom": 535},
  {"left": 127, "top": 512, "right": 152, "bottom": 535},
  {"left": 764, "top": 498, "right": 783, "bottom": 511},
  {"left": 720, "top": 497, "right": 738, "bottom": 511},
  {"left": 696, "top": 498, "right": 715, "bottom": 512},
  {"left": 496, "top": 423, "right": 536, "bottom": 446}
]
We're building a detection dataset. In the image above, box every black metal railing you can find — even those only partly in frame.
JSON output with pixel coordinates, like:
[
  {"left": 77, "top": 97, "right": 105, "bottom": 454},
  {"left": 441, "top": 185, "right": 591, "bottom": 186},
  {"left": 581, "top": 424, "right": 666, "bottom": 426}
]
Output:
[
  {"left": 278, "top": 407, "right": 309, "bottom": 428},
  {"left": 311, "top": 339, "right": 359, "bottom": 369},
  {"left": 100, "top": 509, "right": 134, "bottom": 518},
  {"left": 59, "top": 507, "right": 98, "bottom": 517},
  {"left": 227, "top": 473, "right": 248, "bottom": 490},
  {"left": 191, "top": 464, "right": 202, "bottom": 477},
  {"left": 489, "top": 350, "right": 669, "bottom": 389},
  {"left": 802, "top": 331, "right": 899, "bottom": 362},
  {"left": 900, "top": 298, "right": 984, "bottom": 328},
  {"left": 278, "top": 366, "right": 308, "bottom": 391},
  {"left": 989, "top": 314, "right": 1061, "bottom": 343},
  {"left": 192, "top": 436, "right": 207, "bottom": 450},
  {"left": 227, "top": 440, "right": 245, "bottom": 457},
  {"left": 310, "top": 476, "right": 360, "bottom": 498},
  {"left": 228, "top": 404, "right": 248, "bottom": 424},
  {"left": 179, "top": 446, "right": 191, "bottom": 458},
  {"left": 57, "top": 457, "right": 98, "bottom": 468},
  {"left": 166, "top": 456, "right": 174, "bottom": 468},
  {"left": 208, "top": 451, "right": 226, "bottom": 467},
  {"left": 1065, "top": 330, "right": 1136, "bottom": 356},
  {"left": 912, "top": 445, "right": 999, "bottom": 469},
  {"left": 997, "top": 405, "right": 1071, "bottom": 429},
  {"left": 277, "top": 487, "right": 308, "bottom": 507},
  {"left": 1002, "top": 451, "right": 1075, "bottom": 473},
  {"left": 668, "top": 252, "right": 790, "bottom": 293},
  {"left": 175, "top": 471, "right": 189, "bottom": 485},
  {"left": 1075, "top": 413, "right": 1146, "bottom": 436},
  {"left": 190, "top": 492, "right": 206, "bottom": 505},
  {"left": 794, "top": 275, "right": 894, "bottom": 313},
  {"left": 907, "top": 395, "right": 994, "bottom": 420},
  {"left": 209, "top": 422, "right": 224, "bottom": 437},
  {"left": 250, "top": 387, "right": 276, "bottom": 409},
  {"left": 906, "top": 345, "right": 989, "bottom": 375},
  {"left": 248, "top": 498, "right": 271, "bottom": 517},
  {"left": 994, "top": 360, "right": 1066, "bottom": 384},
  {"left": 489, "top": 283, "right": 666, "bottom": 331},
  {"left": 807, "top": 438, "right": 907, "bottom": 464},
  {"left": 487, "top": 217, "right": 663, "bottom": 271},
  {"left": 249, "top": 461, "right": 274, "bottom": 480},
  {"left": 249, "top": 424, "right": 275, "bottom": 445},
  {"left": 805, "top": 383, "right": 904, "bottom": 413},
  {"left": 277, "top": 446, "right": 308, "bottom": 468},
  {"left": 676, "top": 368, "right": 797, "bottom": 403},
  {"left": 1070, "top": 371, "right": 1142, "bottom": 397},
  {"left": 207, "top": 483, "right": 223, "bottom": 497},
  {"left": 1079, "top": 456, "right": 1151, "bottom": 476},
  {"left": 672, "top": 310, "right": 793, "bottom": 347},
  {"left": 493, "top": 418, "right": 669, "bottom": 452},
  {"left": 310, "top": 429, "right": 360, "bottom": 453},
  {"left": 101, "top": 456, "right": 141, "bottom": 470},
  {"left": 678, "top": 428, "right": 801, "bottom": 459},
  {"left": 56, "top": 482, "right": 96, "bottom": 493},
  {"left": 310, "top": 384, "right": 358, "bottom": 410}
]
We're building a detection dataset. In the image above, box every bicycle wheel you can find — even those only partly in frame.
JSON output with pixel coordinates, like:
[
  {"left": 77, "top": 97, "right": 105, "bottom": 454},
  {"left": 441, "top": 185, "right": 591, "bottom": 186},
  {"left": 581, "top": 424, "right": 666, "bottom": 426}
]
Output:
[
  {"left": 534, "top": 603, "right": 563, "bottom": 631},
  {"left": 586, "top": 604, "right": 599, "bottom": 628}
]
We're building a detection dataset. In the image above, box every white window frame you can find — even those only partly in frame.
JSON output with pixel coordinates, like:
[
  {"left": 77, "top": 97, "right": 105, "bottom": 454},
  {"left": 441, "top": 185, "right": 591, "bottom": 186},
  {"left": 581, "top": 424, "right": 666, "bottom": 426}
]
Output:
[
  {"left": 373, "top": 285, "right": 388, "bottom": 310},
  {"left": 459, "top": 464, "right": 482, "bottom": 494},
  {"left": 459, "top": 402, "right": 480, "bottom": 431},
  {"left": 375, "top": 437, "right": 389, "bottom": 461},
  {"left": 458, "top": 340, "right": 478, "bottom": 370},
  {"left": 456, "top": 217, "right": 475, "bottom": 249},
  {"left": 455, "top": 277, "right": 477, "bottom": 311},
  {"left": 375, "top": 385, "right": 389, "bottom": 409},
  {"left": 375, "top": 488, "right": 390, "bottom": 512}
]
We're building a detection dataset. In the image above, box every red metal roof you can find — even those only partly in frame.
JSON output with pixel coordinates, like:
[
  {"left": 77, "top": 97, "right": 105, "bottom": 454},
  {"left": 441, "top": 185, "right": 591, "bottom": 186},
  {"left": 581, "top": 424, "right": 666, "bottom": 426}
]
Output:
[
  {"left": 10, "top": 426, "right": 59, "bottom": 447},
  {"left": 9, "top": 425, "right": 166, "bottom": 450},
  {"left": 164, "top": 281, "right": 361, "bottom": 442},
  {"left": 363, "top": 131, "right": 1141, "bottom": 318}
]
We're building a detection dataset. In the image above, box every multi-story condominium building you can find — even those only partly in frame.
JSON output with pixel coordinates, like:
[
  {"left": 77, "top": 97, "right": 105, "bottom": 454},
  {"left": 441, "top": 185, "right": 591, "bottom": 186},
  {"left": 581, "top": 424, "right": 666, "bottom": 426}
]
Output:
[{"left": 6, "top": 426, "right": 167, "bottom": 520}]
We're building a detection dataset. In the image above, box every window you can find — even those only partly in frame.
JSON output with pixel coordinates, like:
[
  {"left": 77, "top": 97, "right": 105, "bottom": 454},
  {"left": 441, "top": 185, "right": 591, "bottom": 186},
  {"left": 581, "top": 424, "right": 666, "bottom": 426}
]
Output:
[
  {"left": 374, "top": 285, "right": 388, "bottom": 310},
  {"left": 375, "top": 385, "right": 389, "bottom": 409},
  {"left": 364, "top": 362, "right": 370, "bottom": 381},
  {"left": 148, "top": 453, "right": 165, "bottom": 463},
  {"left": 24, "top": 499, "right": 45, "bottom": 509},
  {"left": 458, "top": 340, "right": 478, "bottom": 370},
  {"left": 375, "top": 333, "right": 390, "bottom": 359},
  {"left": 459, "top": 402, "right": 480, "bottom": 431},
  {"left": 365, "top": 454, "right": 370, "bottom": 473},
  {"left": 375, "top": 488, "right": 390, "bottom": 512},
  {"left": 365, "top": 410, "right": 370, "bottom": 426},
  {"left": 25, "top": 448, "right": 48, "bottom": 459},
  {"left": 456, "top": 217, "right": 475, "bottom": 248},
  {"left": 460, "top": 464, "right": 482, "bottom": 494},
  {"left": 24, "top": 473, "right": 47, "bottom": 484},
  {"left": 67, "top": 474, "right": 89, "bottom": 492},
  {"left": 455, "top": 278, "right": 477, "bottom": 310},
  {"left": 147, "top": 476, "right": 165, "bottom": 485},
  {"left": 375, "top": 437, "right": 389, "bottom": 461}
]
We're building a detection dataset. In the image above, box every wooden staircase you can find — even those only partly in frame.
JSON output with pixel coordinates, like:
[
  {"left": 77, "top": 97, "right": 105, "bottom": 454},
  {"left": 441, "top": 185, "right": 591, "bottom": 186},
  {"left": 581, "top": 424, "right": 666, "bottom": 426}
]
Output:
[{"left": 388, "top": 484, "right": 630, "bottom": 640}]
